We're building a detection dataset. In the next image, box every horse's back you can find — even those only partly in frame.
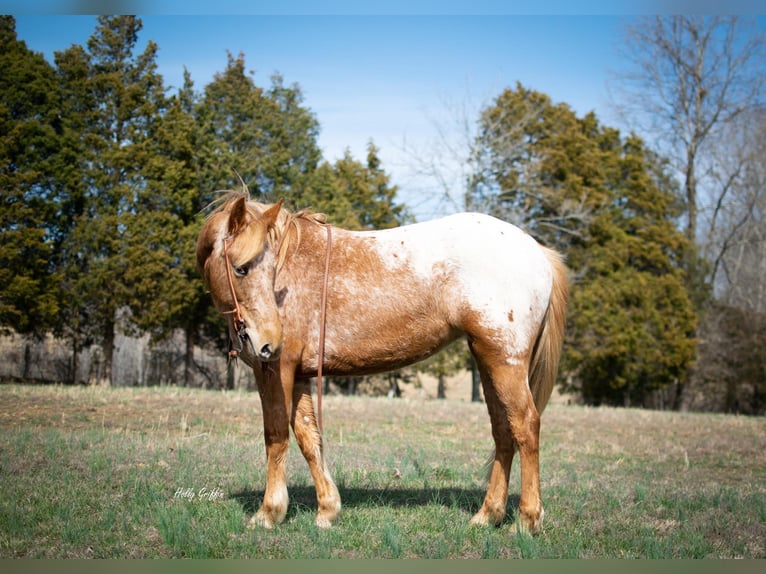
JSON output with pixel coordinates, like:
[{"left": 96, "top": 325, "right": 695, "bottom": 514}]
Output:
[
  {"left": 382, "top": 212, "right": 555, "bottom": 343},
  {"left": 378, "top": 212, "right": 552, "bottom": 292}
]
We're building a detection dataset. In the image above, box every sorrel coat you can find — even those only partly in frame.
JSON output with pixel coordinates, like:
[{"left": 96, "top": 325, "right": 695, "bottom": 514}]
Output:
[{"left": 196, "top": 193, "right": 568, "bottom": 533}]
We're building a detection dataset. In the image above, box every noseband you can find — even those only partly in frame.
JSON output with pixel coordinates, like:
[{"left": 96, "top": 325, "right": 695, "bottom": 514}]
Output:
[{"left": 221, "top": 223, "right": 333, "bottom": 433}]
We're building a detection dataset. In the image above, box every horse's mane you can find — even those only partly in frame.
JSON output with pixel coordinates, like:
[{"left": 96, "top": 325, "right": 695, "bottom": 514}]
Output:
[{"left": 206, "top": 189, "right": 327, "bottom": 272}]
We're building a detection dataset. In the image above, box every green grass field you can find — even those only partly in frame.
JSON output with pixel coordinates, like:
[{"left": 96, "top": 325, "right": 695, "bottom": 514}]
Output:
[{"left": 0, "top": 383, "right": 764, "bottom": 558}]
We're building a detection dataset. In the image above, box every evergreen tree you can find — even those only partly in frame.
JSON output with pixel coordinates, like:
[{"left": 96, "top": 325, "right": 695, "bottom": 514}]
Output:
[
  {"left": 338, "top": 142, "right": 410, "bottom": 229},
  {"left": 56, "top": 15, "right": 168, "bottom": 385},
  {"left": 195, "top": 53, "right": 322, "bottom": 203},
  {"left": 51, "top": 42, "right": 96, "bottom": 382},
  {"left": 0, "top": 16, "right": 61, "bottom": 335},
  {"left": 139, "top": 70, "right": 226, "bottom": 386},
  {"left": 302, "top": 143, "right": 411, "bottom": 230},
  {"left": 471, "top": 83, "right": 608, "bottom": 253},
  {"left": 565, "top": 136, "right": 696, "bottom": 406},
  {"left": 472, "top": 85, "right": 696, "bottom": 407}
]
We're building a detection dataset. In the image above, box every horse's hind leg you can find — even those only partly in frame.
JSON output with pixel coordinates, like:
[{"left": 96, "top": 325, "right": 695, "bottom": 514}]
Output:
[
  {"left": 291, "top": 382, "right": 341, "bottom": 528},
  {"left": 470, "top": 348, "right": 544, "bottom": 534}
]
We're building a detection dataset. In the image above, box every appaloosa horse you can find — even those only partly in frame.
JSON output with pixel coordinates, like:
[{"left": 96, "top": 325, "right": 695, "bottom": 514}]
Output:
[{"left": 196, "top": 192, "right": 568, "bottom": 534}]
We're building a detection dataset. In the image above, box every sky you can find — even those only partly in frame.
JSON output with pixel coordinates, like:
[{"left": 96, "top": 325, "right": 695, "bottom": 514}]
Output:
[{"left": 9, "top": 2, "right": 766, "bottom": 219}]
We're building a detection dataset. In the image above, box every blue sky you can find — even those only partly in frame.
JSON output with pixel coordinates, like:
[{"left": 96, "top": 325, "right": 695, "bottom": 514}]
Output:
[{"left": 10, "top": 3, "right": 766, "bottom": 218}]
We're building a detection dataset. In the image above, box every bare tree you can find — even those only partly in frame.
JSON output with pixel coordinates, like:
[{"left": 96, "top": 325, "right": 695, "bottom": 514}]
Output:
[
  {"left": 707, "top": 109, "right": 766, "bottom": 308},
  {"left": 614, "top": 16, "right": 765, "bottom": 251},
  {"left": 616, "top": 17, "right": 766, "bottom": 413},
  {"left": 397, "top": 91, "right": 485, "bottom": 219}
]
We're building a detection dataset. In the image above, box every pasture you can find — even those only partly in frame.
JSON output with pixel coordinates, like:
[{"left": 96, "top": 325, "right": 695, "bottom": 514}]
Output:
[{"left": 0, "top": 383, "right": 764, "bottom": 558}]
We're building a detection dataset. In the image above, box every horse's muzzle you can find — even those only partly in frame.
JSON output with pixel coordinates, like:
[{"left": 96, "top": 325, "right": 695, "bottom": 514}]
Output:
[{"left": 240, "top": 329, "right": 282, "bottom": 362}]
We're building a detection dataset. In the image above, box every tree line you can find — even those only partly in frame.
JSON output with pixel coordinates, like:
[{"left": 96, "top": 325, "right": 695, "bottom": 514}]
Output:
[{"left": 1, "top": 15, "right": 764, "bottom": 413}]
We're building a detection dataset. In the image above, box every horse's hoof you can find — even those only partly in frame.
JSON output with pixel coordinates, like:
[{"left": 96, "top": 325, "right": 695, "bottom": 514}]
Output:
[
  {"left": 315, "top": 514, "right": 333, "bottom": 528},
  {"left": 513, "top": 506, "right": 544, "bottom": 535},
  {"left": 249, "top": 511, "right": 275, "bottom": 530},
  {"left": 469, "top": 513, "right": 491, "bottom": 527},
  {"left": 315, "top": 501, "right": 341, "bottom": 528},
  {"left": 470, "top": 505, "right": 504, "bottom": 527}
]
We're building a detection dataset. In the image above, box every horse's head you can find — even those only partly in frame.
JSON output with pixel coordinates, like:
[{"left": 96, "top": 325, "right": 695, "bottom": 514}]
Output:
[{"left": 196, "top": 195, "right": 285, "bottom": 364}]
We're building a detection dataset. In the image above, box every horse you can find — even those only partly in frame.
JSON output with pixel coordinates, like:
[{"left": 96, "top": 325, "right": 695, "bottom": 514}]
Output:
[{"left": 196, "top": 191, "right": 568, "bottom": 534}]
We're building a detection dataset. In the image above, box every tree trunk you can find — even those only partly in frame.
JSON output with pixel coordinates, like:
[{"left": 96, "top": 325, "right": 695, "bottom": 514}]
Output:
[
  {"left": 101, "top": 317, "right": 115, "bottom": 386},
  {"left": 437, "top": 374, "right": 446, "bottom": 399},
  {"left": 470, "top": 356, "right": 482, "bottom": 402},
  {"left": 184, "top": 326, "right": 195, "bottom": 387},
  {"left": 70, "top": 335, "right": 80, "bottom": 385},
  {"left": 388, "top": 374, "right": 401, "bottom": 398},
  {"left": 23, "top": 341, "right": 31, "bottom": 380}
]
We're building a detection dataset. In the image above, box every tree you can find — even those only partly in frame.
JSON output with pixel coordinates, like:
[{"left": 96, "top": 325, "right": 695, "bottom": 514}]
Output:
[
  {"left": 471, "top": 85, "right": 696, "bottom": 407},
  {"left": 301, "top": 142, "right": 411, "bottom": 230},
  {"left": 195, "top": 53, "right": 322, "bottom": 203},
  {"left": 0, "top": 16, "right": 61, "bottom": 335},
  {"left": 615, "top": 16, "right": 765, "bottom": 299},
  {"left": 688, "top": 111, "right": 766, "bottom": 414},
  {"left": 615, "top": 16, "right": 766, "bottom": 411},
  {"left": 565, "top": 136, "right": 696, "bottom": 407},
  {"left": 51, "top": 41, "right": 96, "bottom": 383},
  {"left": 121, "top": 69, "right": 214, "bottom": 387},
  {"left": 470, "top": 83, "right": 605, "bottom": 255},
  {"left": 55, "top": 15, "right": 168, "bottom": 385},
  {"left": 345, "top": 142, "right": 410, "bottom": 229},
  {"left": 706, "top": 109, "right": 766, "bottom": 309}
]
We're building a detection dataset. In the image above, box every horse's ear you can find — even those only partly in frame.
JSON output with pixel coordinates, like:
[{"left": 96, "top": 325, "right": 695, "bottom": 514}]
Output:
[
  {"left": 261, "top": 198, "right": 283, "bottom": 228},
  {"left": 227, "top": 196, "right": 249, "bottom": 236}
]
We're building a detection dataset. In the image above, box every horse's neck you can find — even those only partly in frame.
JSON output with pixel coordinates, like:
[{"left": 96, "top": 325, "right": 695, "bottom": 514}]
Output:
[{"left": 285, "top": 218, "right": 334, "bottom": 274}]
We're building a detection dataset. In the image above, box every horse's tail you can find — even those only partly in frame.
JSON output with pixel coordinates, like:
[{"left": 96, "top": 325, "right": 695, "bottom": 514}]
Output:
[{"left": 528, "top": 247, "right": 569, "bottom": 415}]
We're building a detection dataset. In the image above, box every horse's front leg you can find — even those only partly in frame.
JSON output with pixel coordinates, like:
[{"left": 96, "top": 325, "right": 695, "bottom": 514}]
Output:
[
  {"left": 249, "top": 361, "right": 291, "bottom": 529},
  {"left": 291, "top": 382, "right": 341, "bottom": 528}
]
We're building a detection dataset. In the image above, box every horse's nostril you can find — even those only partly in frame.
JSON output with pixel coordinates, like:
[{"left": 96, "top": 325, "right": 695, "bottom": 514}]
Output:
[{"left": 260, "top": 344, "right": 272, "bottom": 358}]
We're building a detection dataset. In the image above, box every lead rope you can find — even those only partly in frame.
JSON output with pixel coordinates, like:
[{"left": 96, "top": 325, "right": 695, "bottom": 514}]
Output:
[{"left": 316, "top": 224, "right": 332, "bottom": 434}]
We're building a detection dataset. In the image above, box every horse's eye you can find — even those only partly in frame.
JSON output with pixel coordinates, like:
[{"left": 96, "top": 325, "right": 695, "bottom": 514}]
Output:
[{"left": 233, "top": 265, "right": 249, "bottom": 277}]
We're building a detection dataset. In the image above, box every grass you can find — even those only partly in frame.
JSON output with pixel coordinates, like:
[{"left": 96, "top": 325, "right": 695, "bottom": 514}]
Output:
[{"left": 0, "top": 383, "right": 764, "bottom": 558}]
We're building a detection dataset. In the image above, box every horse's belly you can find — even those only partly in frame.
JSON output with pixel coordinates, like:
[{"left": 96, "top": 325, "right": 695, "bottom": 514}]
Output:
[{"left": 308, "top": 310, "right": 460, "bottom": 377}]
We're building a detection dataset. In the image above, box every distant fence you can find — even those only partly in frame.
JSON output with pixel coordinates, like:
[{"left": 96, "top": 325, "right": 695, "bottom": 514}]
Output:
[{"left": 0, "top": 330, "right": 255, "bottom": 389}]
